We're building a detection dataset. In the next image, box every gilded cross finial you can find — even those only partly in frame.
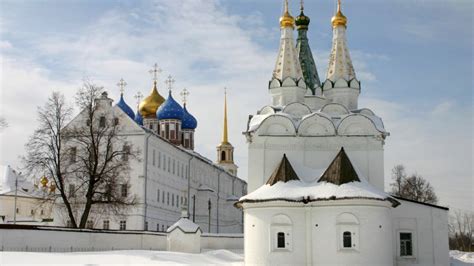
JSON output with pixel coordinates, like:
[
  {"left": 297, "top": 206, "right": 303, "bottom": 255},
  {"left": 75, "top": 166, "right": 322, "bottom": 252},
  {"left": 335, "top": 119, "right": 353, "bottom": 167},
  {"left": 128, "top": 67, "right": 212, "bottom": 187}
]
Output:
[
  {"left": 134, "top": 91, "right": 144, "bottom": 106},
  {"left": 117, "top": 78, "right": 127, "bottom": 94},
  {"left": 165, "top": 75, "right": 175, "bottom": 92},
  {"left": 337, "top": 0, "right": 342, "bottom": 12},
  {"left": 180, "top": 88, "right": 190, "bottom": 104},
  {"left": 149, "top": 63, "right": 162, "bottom": 83},
  {"left": 284, "top": 0, "right": 289, "bottom": 13}
]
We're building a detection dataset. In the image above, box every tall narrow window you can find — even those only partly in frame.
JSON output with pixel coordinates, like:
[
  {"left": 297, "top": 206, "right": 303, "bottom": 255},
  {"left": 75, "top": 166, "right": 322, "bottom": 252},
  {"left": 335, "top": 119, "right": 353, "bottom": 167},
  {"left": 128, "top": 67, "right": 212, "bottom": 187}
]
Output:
[
  {"left": 157, "top": 224, "right": 160, "bottom": 231},
  {"left": 68, "top": 184, "right": 75, "bottom": 198},
  {"left": 70, "top": 147, "right": 77, "bottom": 163},
  {"left": 277, "top": 232, "right": 285, "bottom": 248},
  {"left": 221, "top": 151, "right": 226, "bottom": 161},
  {"left": 122, "top": 145, "right": 130, "bottom": 161},
  {"left": 157, "top": 189, "right": 160, "bottom": 202},
  {"left": 343, "top": 231, "right": 352, "bottom": 248},
  {"left": 171, "top": 193, "right": 174, "bottom": 206},
  {"left": 103, "top": 220, "right": 110, "bottom": 230},
  {"left": 158, "top": 152, "right": 161, "bottom": 168},
  {"left": 113, "top": 118, "right": 119, "bottom": 126},
  {"left": 121, "top": 184, "right": 128, "bottom": 197},
  {"left": 167, "top": 192, "right": 169, "bottom": 205},
  {"left": 86, "top": 220, "right": 93, "bottom": 229},
  {"left": 400, "top": 232, "right": 413, "bottom": 256},
  {"left": 99, "top": 116, "right": 106, "bottom": 128}
]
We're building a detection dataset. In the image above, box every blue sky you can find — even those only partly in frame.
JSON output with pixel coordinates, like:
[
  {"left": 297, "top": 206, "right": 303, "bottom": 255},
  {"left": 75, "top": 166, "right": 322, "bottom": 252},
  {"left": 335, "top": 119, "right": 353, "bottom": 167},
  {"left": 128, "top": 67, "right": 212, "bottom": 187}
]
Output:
[{"left": 0, "top": 0, "right": 472, "bottom": 212}]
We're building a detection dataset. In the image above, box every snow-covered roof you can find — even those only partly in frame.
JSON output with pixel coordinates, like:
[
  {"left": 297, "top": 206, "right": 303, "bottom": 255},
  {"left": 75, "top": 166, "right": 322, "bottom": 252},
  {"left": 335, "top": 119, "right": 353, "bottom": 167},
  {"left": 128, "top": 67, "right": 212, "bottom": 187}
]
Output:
[
  {"left": 236, "top": 148, "right": 399, "bottom": 207},
  {"left": 0, "top": 165, "right": 42, "bottom": 198},
  {"left": 167, "top": 218, "right": 201, "bottom": 234},
  {"left": 247, "top": 104, "right": 387, "bottom": 135}
]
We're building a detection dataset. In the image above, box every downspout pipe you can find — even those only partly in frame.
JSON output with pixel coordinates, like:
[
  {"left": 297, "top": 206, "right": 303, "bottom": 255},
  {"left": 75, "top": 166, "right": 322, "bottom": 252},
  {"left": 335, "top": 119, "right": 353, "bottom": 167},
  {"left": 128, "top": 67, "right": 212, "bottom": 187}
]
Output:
[{"left": 143, "top": 133, "right": 152, "bottom": 230}]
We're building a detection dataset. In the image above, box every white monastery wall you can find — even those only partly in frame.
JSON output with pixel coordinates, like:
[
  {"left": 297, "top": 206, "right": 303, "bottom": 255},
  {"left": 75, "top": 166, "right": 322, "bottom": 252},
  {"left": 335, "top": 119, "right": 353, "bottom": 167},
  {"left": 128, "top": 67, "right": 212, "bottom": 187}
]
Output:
[
  {"left": 0, "top": 227, "right": 243, "bottom": 252},
  {"left": 391, "top": 199, "right": 449, "bottom": 266}
]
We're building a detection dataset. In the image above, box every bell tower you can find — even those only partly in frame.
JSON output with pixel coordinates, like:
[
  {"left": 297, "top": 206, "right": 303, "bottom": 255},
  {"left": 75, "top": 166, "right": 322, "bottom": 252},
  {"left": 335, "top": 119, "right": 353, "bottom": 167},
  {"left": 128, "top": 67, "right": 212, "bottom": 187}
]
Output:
[{"left": 216, "top": 89, "right": 238, "bottom": 175}]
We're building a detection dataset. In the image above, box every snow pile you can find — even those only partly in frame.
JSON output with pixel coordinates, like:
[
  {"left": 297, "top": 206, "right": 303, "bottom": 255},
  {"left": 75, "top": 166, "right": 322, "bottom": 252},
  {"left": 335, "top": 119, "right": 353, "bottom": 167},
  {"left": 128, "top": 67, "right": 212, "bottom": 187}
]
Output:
[
  {"left": 0, "top": 249, "right": 244, "bottom": 266},
  {"left": 450, "top": 250, "right": 474, "bottom": 266},
  {"left": 167, "top": 218, "right": 200, "bottom": 233},
  {"left": 240, "top": 179, "right": 392, "bottom": 203}
]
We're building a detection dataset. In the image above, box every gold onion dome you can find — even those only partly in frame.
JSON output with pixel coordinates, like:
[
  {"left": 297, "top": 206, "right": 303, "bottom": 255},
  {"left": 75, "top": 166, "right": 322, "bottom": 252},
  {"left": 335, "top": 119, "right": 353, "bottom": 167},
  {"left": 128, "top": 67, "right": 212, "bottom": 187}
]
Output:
[
  {"left": 40, "top": 176, "right": 48, "bottom": 187},
  {"left": 139, "top": 81, "right": 165, "bottom": 118},
  {"left": 280, "top": 0, "right": 295, "bottom": 29},
  {"left": 331, "top": 0, "right": 347, "bottom": 28}
]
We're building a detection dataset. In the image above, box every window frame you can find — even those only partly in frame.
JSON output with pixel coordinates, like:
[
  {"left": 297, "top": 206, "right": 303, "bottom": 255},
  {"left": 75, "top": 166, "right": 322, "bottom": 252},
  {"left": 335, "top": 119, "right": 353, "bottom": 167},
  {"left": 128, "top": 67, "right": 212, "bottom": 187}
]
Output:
[{"left": 398, "top": 230, "right": 416, "bottom": 259}]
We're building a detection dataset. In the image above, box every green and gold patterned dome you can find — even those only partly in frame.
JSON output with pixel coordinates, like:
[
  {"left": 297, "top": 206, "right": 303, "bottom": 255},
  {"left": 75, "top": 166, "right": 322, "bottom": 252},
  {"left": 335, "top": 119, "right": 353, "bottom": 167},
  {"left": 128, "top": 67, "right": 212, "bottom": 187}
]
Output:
[{"left": 295, "top": 10, "right": 310, "bottom": 29}]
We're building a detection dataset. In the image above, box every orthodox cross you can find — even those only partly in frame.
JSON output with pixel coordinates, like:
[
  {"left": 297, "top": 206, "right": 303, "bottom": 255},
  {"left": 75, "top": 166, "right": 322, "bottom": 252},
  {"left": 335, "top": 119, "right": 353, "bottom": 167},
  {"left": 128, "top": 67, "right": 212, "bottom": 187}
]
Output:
[
  {"left": 180, "top": 88, "right": 189, "bottom": 104},
  {"left": 165, "top": 75, "right": 175, "bottom": 92},
  {"left": 117, "top": 78, "right": 127, "bottom": 94},
  {"left": 134, "top": 92, "right": 143, "bottom": 106},
  {"left": 149, "top": 63, "right": 162, "bottom": 82}
]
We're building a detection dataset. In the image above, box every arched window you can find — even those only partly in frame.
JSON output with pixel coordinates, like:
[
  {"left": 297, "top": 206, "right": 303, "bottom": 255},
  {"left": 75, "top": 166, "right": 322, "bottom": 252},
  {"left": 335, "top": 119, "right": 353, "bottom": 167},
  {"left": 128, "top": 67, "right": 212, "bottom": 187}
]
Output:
[
  {"left": 277, "top": 232, "right": 285, "bottom": 248},
  {"left": 221, "top": 151, "right": 226, "bottom": 161},
  {"left": 343, "top": 231, "right": 352, "bottom": 248}
]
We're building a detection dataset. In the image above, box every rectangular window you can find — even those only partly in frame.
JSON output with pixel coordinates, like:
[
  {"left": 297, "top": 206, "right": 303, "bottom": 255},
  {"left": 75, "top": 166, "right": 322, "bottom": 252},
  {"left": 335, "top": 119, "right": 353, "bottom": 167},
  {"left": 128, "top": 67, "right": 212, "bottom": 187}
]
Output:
[
  {"left": 145, "top": 221, "right": 148, "bottom": 231},
  {"left": 171, "top": 193, "right": 174, "bottom": 206},
  {"left": 152, "top": 150, "right": 156, "bottom": 166},
  {"left": 114, "top": 117, "right": 119, "bottom": 126},
  {"left": 158, "top": 152, "right": 161, "bottom": 168},
  {"left": 162, "top": 190, "right": 165, "bottom": 203},
  {"left": 99, "top": 116, "right": 106, "bottom": 128},
  {"left": 68, "top": 184, "right": 75, "bottom": 198},
  {"left": 86, "top": 220, "right": 93, "bottom": 229},
  {"left": 30, "top": 209, "right": 34, "bottom": 215},
  {"left": 161, "top": 225, "right": 164, "bottom": 231},
  {"left": 173, "top": 160, "right": 175, "bottom": 174},
  {"left": 157, "top": 189, "right": 160, "bottom": 202},
  {"left": 400, "top": 232, "right": 413, "bottom": 256},
  {"left": 277, "top": 232, "right": 285, "bottom": 248},
  {"left": 122, "top": 145, "right": 130, "bottom": 161},
  {"left": 103, "top": 220, "right": 110, "bottom": 230},
  {"left": 177, "top": 195, "right": 180, "bottom": 208},
  {"left": 70, "top": 147, "right": 77, "bottom": 163},
  {"left": 167, "top": 192, "right": 170, "bottom": 205},
  {"left": 119, "top": 220, "right": 127, "bottom": 230},
  {"left": 163, "top": 155, "right": 166, "bottom": 171},
  {"left": 157, "top": 224, "right": 160, "bottom": 231},
  {"left": 168, "top": 158, "right": 170, "bottom": 173},
  {"left": 121, "top": 184, "right": 128, "bottom": 197},
  {"left": 343, "top": 231, "right": 352, "bottom": 248}
]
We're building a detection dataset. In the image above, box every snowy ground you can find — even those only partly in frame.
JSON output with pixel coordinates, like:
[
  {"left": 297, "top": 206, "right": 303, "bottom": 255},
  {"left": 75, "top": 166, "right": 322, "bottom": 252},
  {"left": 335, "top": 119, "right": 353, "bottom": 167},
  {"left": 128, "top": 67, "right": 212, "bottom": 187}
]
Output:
[
  {"left": 1, "top": 249, "right": 472, "bottom": 265},
  {"left": 450, "top": 250, "right": 474, "bottom": 266},
  {"left": 0, "top": 249, "right": 244, "bottom": 265}
]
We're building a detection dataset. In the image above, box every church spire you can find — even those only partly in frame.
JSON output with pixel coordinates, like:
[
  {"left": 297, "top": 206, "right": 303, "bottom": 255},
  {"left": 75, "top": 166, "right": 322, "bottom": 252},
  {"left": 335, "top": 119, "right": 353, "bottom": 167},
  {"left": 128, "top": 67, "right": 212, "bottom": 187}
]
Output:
[
  {"left": 217, "top": 88, "right": 238, "bottom": 176},
  {"left": 326, "top": 0, "right": 356, "bottom": 82},
  {"left": 295, "top": 0, "right": 322, "bottom": 95},
  {"left": 323, "top": 0, "right": 360, "bottom": 110},
  {"left": 273, "top": 0, "right": 303, "bottom": 82},
  {"left": 222, "top": 88, "right": 229, "bottom": 144},
  {"left": 270, "top": 0, "right": 306, "bottom": 107}
]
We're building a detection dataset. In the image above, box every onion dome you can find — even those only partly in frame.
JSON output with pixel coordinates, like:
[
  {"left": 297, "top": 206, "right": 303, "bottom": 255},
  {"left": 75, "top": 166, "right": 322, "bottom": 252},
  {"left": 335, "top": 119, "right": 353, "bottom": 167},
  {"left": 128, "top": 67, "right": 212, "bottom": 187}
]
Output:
[
  {"left": 182, "top": 104, "right": 197, "bottom": 130},
  {"left": 116, "top": 94, "right": 135, "bottom": 120},
  {"left": 134, "top": 108, "right": 143, "bottom": 125},
  {"left": 295, "top": 5, "right": 310, "bottom": 29},
  {"left": 139, "top": 81, "right": 165, "bottom": 118},
  {"left": 156, "top": 91, "right": 184, "bottom": 120},
  {"left": 331, "top": 0, "right": 347, "bottom": 28},
  {"left": 280, "top": 0, "right": 295, "bottom": 29}
]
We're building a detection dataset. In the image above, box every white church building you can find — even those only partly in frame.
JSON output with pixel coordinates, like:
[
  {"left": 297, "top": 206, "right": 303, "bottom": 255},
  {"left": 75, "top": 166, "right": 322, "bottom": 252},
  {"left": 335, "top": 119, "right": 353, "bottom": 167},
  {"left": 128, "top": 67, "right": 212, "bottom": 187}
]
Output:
[
  {"left": 236, "top": 1, "right": 449, "bottom": 265},
  {"left": 58, "top": 69, "right": 246, "bottom": 233}
]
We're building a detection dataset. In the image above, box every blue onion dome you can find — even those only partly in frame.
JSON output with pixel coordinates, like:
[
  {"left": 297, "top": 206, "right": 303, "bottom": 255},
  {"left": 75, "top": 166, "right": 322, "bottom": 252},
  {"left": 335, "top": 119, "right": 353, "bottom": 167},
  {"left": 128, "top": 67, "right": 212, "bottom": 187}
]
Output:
[
  {"left": 182, "top": 103, "right": 197, "bottom": 130},
  {"left": 116, "top": 94, "right": 135, "bottom": 120},
  {"left": 134, "top": 108, "right": 143, "bottom": 125},
  {"left": 156, "top": 91, "right": 184, "bottom": 120}
]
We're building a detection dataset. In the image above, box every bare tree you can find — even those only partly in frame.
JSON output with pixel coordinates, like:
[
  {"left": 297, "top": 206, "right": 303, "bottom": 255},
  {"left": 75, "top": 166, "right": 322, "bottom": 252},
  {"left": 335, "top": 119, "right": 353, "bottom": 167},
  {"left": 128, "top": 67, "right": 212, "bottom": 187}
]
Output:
[
  {"left": 449, "top": 210, "right": 473, "bottom": 251},
  {"left": 24, "top": 83, "right": 140, "bottom": 229},
  {"left": 62, "top": 82, "right": 139, "bottom": 228},
  {"left": 22, "top": 92, "right": 77, "bottom": 226},
  {"left": 390, "top": 164, "right": 406, "bottom": 195},
  {"left": 390, "top": 165, "right": 438, "bottom": 204}
]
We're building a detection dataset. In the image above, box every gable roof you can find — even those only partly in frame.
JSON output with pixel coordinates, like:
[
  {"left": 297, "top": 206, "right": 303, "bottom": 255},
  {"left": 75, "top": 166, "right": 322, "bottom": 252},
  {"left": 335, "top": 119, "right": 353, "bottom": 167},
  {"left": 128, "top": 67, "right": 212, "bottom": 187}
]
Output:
[
  {"left": 318, "top": 147, "right": 360, "bottom": 185},
  {"left": 266, "top": 154, "right": 300, "bottom": 186}
]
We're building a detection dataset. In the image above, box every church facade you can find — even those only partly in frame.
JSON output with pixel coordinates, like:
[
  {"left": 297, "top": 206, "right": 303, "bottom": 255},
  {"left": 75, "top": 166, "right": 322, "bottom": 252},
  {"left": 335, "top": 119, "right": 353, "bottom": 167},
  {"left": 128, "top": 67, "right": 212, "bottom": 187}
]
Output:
[
  {"left": 237, "top": 1, "right": 449, "bottom": 265},
  {"left": 58, "top": 69, "right": 246, "bottom": 233}
]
